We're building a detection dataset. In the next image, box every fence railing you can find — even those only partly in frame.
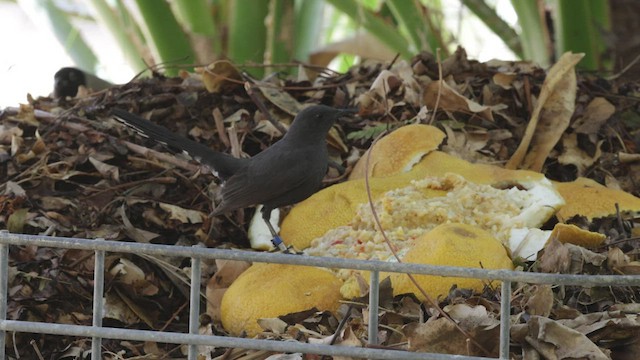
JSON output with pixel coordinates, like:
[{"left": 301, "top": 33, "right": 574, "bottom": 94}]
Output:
[{"left": 1, "top": 231, "right": 639, "bottom": 360}]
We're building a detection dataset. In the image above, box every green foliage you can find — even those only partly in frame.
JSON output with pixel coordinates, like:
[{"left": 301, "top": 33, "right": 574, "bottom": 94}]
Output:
[
  {"left": 553, "top": 0, "right": 610, "bottom": 71},
  {"left": 20, "top": 0, "right": 613, "bottom": 77},
  {"left": 347, "top": 123, "right": 391, "bottom": 141}
]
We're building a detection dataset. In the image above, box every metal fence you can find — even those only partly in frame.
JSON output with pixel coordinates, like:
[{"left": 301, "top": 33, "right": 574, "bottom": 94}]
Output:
[{"left": 1, "top": 230, "right": 639, "bottom": 360}]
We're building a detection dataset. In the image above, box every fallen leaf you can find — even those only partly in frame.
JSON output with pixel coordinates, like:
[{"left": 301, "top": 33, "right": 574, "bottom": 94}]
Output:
[
  {"left": 257, "top": 317, "right": 288, "bottom": 334},
  {"left": 573, "top": 97, "right": 616, "bottom": 135},
  {"left": 404, "top": 315, "right": 499, "bottom": 356},
  {"left": 607, "top": 247, "right": 630, "bottom": 271},
  {"left": 89, "top": 156, "right": 119, "bottom": 181},
  {"left": 424, "top": 80, "right": 494, "bottom": 121},
  {"left": 524, "top": 284, "right": 554, "bottom": 317},
  {"left": 7, "top": 208, "right": 28, "bottom": 233},
  {"left": 196, "top": 60, "right": 242, "bottom": 93},
  {"left": 258, "top": 85, "right": 304, "bottom": 115},
  {"left": 507, "top": 52, "right": 585, "bottom": 171},
  {"left": 158, "top": 202, "right": 205, "bottom": 224},
  {"left": 526, "top": 316, "right": 610, "bottom": 360},
  {"left": 118, "top": 204, "right": 160, "bottom": 243},
  {"left": 538, "top": 236, "right": 571, "bottom": 273}
]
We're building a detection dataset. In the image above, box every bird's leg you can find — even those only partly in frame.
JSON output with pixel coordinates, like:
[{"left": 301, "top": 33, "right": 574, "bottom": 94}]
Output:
[{"left": 261, "top": 207, "right": 289, "bottom": 252}]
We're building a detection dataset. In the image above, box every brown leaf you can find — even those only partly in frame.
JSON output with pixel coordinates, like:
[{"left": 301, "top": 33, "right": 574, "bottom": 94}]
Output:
[
  {"left": 606, "top": 247, "right": 629, "bottom": 271},
  {"left": 527, "top": 316, "right": 610, "bottom": 360},
  {"left": 196, "top": 60, "right": 242, "bottom": 93},
  {"left": 257, "top": 317, "right": 288, "bottom": 334},
  {"left": 507, "top": 52, "right": 585, "bottom": 171},
  {"left": 404, "top": 313, "right": 499, "bottom": 356},
  {"left": 158, "top": 202, "right": 205, "bottom": 224},
  {"left": 573, "top": 97, "right": 616, "bottom": 135},
  {"left": 524, "top": 284, "right": 554, "bottom": 317},
  {"left": 424, "top": 80, "right": 494, "bottom": 122},
  {"left": 538, "top": 236, "right": 571, "bottom": 273},
  {"left": 118, "top": 204, "right": 160, "bottom": 243},
  {"left": 89, "top": 156, "right": 119, "bottom": 181},
  {"left": 258, "top": 86, "right": 304, "bottom": 116}
]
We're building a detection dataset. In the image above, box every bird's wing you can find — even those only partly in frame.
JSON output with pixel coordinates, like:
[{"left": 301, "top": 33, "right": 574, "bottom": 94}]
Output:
[{"left": 215, "top": 145, "right": 326, "bottom": 212}]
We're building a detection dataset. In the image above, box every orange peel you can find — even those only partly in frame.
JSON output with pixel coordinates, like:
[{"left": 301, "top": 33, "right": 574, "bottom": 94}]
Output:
[
  {"left": 550, "top": 223, "right": 606, "bottom": 248},
  {"left": 389, "top": 223, "right": 513, "bottom": 300},
  {"left": 349, "top": 124, "right": 446, "bottom": 180},
  {"left": 554, "top": 177, "right": 640, "bottom": 222},
  {"left": 220, "top": 263, "right": 342, "bottom": 336},
  {"left": 281, "top": 151, "right": 555, "bottom": 250}
]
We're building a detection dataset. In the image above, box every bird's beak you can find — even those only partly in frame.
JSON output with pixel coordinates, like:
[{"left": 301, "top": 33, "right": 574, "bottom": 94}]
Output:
[{"left": 338, "top": 107, "right": 359, "bottom": 118}]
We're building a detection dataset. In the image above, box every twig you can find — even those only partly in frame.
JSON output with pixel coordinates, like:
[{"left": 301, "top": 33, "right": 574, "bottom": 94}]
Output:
[
  {"left": 606, "top": 52, "right": 640, "bottom": 80},
  {"left": 29, "top": 339, "right": 45, "bottom": 360},
  {"left": 159, "top": 300, "right": 189, "bottom": 332},
  {"left": 428, "top": 48, "right": 443, "bottom": 125}
]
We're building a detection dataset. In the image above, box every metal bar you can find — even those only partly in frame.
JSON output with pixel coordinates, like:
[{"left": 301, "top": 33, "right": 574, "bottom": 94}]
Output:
[
  {"left": 368, "top": 270, "right": 380, "bottom": 346},
  {"left": 91, "top": 239, "right": 106, "bottom": 360},
  {"left": 0, "top": 320, "right": 492, "bottom": 360},
  {"left": 1, "top": 232, "right": 639, "bottom": 286},
  {"left": 499, "top": 281, "right": 511, "bottom": 360},
  {"left": 1, "top": 230, "right": 640, "bottom": 360},
  {"left": 188, "top": 249, "right": 202, "bottom": 360},
  {"left": 0, "top": 244, "right": 8, "bottom": 360}
]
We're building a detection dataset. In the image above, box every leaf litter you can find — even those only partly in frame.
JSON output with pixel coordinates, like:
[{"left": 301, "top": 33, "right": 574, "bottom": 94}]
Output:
[{"left": 0, "top": 48, "right": 639, "bottom": 359}]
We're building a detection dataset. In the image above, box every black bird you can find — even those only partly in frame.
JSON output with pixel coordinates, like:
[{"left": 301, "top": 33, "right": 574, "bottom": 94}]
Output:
[
  {"left": 111, "top": 105, "right": 355, "bottom": 250},
  {"left": 54, "top": 67, "right": 113, "bottom": 98}
]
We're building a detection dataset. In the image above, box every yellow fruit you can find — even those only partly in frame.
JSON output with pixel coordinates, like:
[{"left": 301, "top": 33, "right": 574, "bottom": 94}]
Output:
[
  {"left": 220, "top": 263, "right": 343, "bottom": 336},
  {"left": 554, "top": 177, "right": 640, "bottom": 222},
  {"left": 280, "top": 172, "right": 446, "bottom": 250},
  {"left": 550, "top": 223, "right": 606, "bottom": 248},
  {"left": 349, "top": 124, "right": 445, "bottom": 180},
  {"left": 281, "top": 151, "right": 550, "bottom": 251},
  {"left": 390, "top": 223, "right": 513, "bottom": 301}
]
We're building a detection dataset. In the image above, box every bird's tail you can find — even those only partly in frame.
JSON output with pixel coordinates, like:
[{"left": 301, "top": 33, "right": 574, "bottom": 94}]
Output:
[{"left": 111, "top": 108, "right": 245, "bottom": 180}]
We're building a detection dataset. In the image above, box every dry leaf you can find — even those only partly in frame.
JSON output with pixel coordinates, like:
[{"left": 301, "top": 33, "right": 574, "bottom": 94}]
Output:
[
  {"left": 110, "top": 258, "right": 146, "bottom": 285},
  {"left": 103, "top": 291, "right": 140, "bottom": 325},
  {"left": 158, "top": 202, "right": 205, "bottom": 224},
  {"left": 507, "top": 52, "right": 585, "bottom": 171},
  {"left": 424, "top": 80, "right": 494, "bottom": 121},
  {"left": 89, "top": 156, "right": 119, "bottom": 181},
  {"left": 404, "top": 311, "right": 499, "bottom": 356},
  {"left": 573, "top": 97, "right": 616, "bottom": 134},
  {"left": 607, "top": 247, "right": 630, "bottom": 270},
  {"left": 7, "top": 208, "right": 28, "bottom": 233},
  {"left": 524, "top": 285, "right": 554, "bottom": 317},
  {"left": 257, "top": 317, "right": 288, "bottom": 334},
  {"left": 118, "top": 204, "right": 160, "bottom": 243},
  {"left": 527, "top": 316, "right": 610, "bottom": 360},
  {"left": 538, "top": 236, "right": 571, "bottom": 273},
  {"left": 258, "top": 85, "right": 304, "bottom": 115},
  {"left": 196, "top": 60, "right": 242, "bottom": 93}
]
